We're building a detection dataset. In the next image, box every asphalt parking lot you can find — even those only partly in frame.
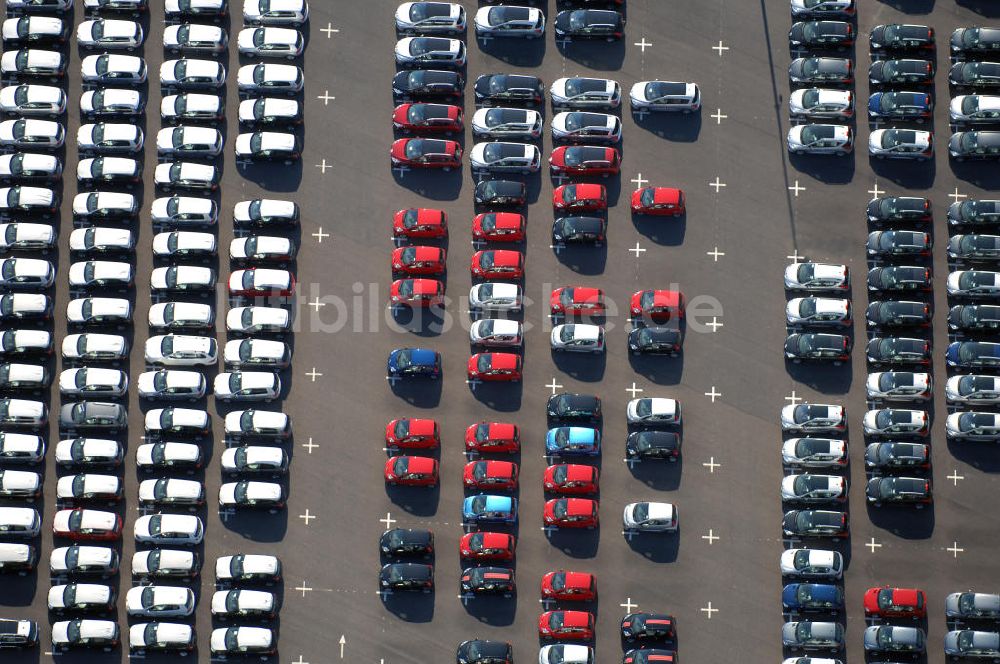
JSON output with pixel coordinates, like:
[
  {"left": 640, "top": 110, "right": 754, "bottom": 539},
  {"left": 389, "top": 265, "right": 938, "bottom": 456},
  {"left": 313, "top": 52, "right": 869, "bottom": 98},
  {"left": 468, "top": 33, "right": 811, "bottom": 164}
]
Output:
[{"left": 4, "top": 0, "right": 1000, "bottom": 663}]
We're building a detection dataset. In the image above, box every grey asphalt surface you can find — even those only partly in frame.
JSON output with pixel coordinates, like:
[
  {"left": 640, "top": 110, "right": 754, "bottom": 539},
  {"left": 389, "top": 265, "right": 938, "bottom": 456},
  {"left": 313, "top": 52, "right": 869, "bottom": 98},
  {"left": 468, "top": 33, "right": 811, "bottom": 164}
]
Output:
[{"left": 3, "top": 0, "right": 1000, "bottom": 663}]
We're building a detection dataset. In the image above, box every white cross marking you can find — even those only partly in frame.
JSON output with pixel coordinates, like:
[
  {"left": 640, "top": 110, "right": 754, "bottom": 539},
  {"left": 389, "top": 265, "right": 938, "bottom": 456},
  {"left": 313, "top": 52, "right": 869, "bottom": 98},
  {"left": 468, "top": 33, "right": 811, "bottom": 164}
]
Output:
[
  {"left": 321, "top": 23, "right": 339, "bottom": 38},
  {"left": 546, "top": 378, "right": 563, "bottom": 395},
  {"left": 299, "top": 509, "right": 316, "bottom": 525},
  {"left": 702, "top": 529, "right": 720, "bottom": 545},
  {"left": 711, "top": 108, "right": 727, "bottom": 124},
  {"left": 866, "top": 537, "right": 882, "bottom": 553},
  {"left": 626, "top": 382, "right": 644, "bottom": 398},
  {"left": 466, "top": 379, "right": 482, "bottom": 391},
  {"left": 629, "top": 242, "right": 647, "bottom": 257},
  {"left": 706, "top": 317, "right": 723, "bottom": 332},
  {"left": 381, "top": 512, "right": 396, "bottom": 528},
  {"left": 218, "top": 508, "right": 235, "bottom": 522},
  {"left": 620, "top": 597, "right": 639, "bottom": 612},
  {"left": 868, "top": 181, "right": 885, "bottom": 198},
  {"left": 386, "top": 375, "right": 402, "bottom": 386},
  {"left": 707, "top": 247, "right": 725, "bottom": 261},
  {"left": 634, "top": 38, "right": 653, "bottom": 52},
  {"left": 631, "top": 173, "right": 649, "bottom": 189},
  {"left": 788, "top": 180, "right": 806, "bottom": 197},
  {"left": 312, "top": 227, "right": 330, "bottom": 243},
  {"left": 701, "top": 602, "right": 719, "bottom": 618},
  {"left": 712, "top": 41, "right": 729, "bottom": 56},
  {"left": 302, "top": 438, "right": 318, "bottom": 454},
  {"left": 549, "top": 243, "right": 565, "bottom": 255},
  {"left": 308, "top": 297, "right": 325, "bottom": 312},
  {"left": 785, "top": 391, "right": 802, "bottom": 405},
  {"left": 703, "top": 457, "right": 721, "bottom": 473},
  {"left": 555, "top": 37, "right": 573, "bottom": 49},
  {"left": 786, "top": 249, "right": 805, "bottom": 262},
  {"left": 947, "top": 470, "right": 965, "bottom": 486},
  {"left": 317, "top": 91, "right": 336, "bottom": 105},
  {"left": 949, "top": 187, "right": 968, "bottom": 204},
  {"left": 632, "top": 108, "right": 650, "bottom": 121},
  {"left": 392, "top": 165, "right": 411, "bottom": 178},
  {"left": 305, "top": 368, "right": 323, "bottom": 382},
  {"left": 622, "top": 529, "right": 638, "bottom": 541},
  {"left": 709, "top": 176, "right": 726, "bottom": 192},
  {"left": 294, "top": 582, "right": 313, "bottom": 597},
  {"left": 551, "top": 172, "right": 569, "bottom": 185},
  {"left": 947, "top": 542, "right": 965, "bottom": 558},
  {"left": 704, "top": 386, "right": 722, "bottom": 403},
  {"left": 293, "top": 657, "right": 308, "bottom": 664},
  {"left": 540, "top": 526, "right": 559, "bottom": 535},
  {"left": 315, "top": 159, "right": 331, "bottom": 174}
]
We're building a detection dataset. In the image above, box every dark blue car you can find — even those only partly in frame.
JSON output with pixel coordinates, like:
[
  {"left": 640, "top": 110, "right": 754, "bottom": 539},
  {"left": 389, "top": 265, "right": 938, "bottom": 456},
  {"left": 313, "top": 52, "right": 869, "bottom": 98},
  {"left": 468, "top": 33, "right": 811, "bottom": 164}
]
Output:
[
  {"left": 783, "top": 583, "right": 844, "bottom": 613},
  {"left": 868, "top": 91, "right": 933, "bottom": 121},
  {"left": 947, "top": 341, "right": 1000, "bottom": 369},
  {"left": 387, "top": 347, "right": 441, "bottom": 379}
]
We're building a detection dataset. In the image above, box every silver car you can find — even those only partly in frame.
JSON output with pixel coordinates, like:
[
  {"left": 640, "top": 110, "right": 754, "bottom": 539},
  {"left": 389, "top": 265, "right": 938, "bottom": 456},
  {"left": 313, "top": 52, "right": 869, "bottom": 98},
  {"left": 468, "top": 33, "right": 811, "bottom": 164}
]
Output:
[
  {"left": 946, "top": 374, "right": 1000, "bottom": 404},
  {"left": 79, "top": 89, "right": 143, "bottom": 118},
  {"left": 551, "top": 323, "right": 605, "bottom": 353},
  {"left": 134, "top": 514, "right": 204, "bottom": 546},
  {"left": 470, "top": 107, "right": 542, "bottom": 140},
  {"left": 784, "top": 262, "right": 850, "bottom": 292},
  {"left": 951, "top": 95, "right": 1000, "bottom": 124},
  {"left": 862, "top": 408, "right": 928, "bottom": 437},
  {"left": 76, "top": 19, "right": 143, "bottom": 51},
  {"left": 151, "top": 196, "right": 218, "bottom": 226},
  {"left": 395, "top": 2, "right": 465, "bottom": 35},
  {"left": 781, "top": 404, "right": 846, "bottom": 433},
  {"left": 163, "top": 23, "right": 228, "bottom": 54},
  {"left": 780, "top": 548, "right": 844, "bottom": 579},
  {"left": 469, "top": 319, "right": 522, "bottom": 347},
  {"left": 628, "top": 80, "right": 701, "bottom": 113},
  {"left": 394, "top": 37, "right": 466, "bottom": 69},
  {"left": 789, "top": 88, "right": 854, "bottom": 118},
  {"left": 469, "top": 283, "right": 522, "bottom": 311},
  {"left": 785, "top": 297, "right": 851, "bottom": 327},
  {"left": 622, "top": 501, "right": 677, "bottom": 532},
  {"left": 0, "top": 84, "right": 66, "bottom": 117},
  {"left": 470, "top": 141, "right": 541, "bottom": 173},
  {"left": 780, "top": 474, "right": 846, "bottom": 503},
  {"left": 550, "top": 76, "right": 621, "bottom": 109},
  {"left": 245, "top": 0, "right": 310, "bottom": 26},
  {"left": 161, "top": 93, "right": 224, "bottom": 122},
  {"left": 474, "top": 5, "right": 544, "bottom": 39},
  {"left": 237, "top": 27, "right": 304, "bottom": 59},
  {"left": 551, "top": 111, "right": 621, "bottom": 143},
  {"left": 0, "top": 119, "right": 64, "bottom": 149},
  {"left": 866, "top": 371, "right": 932, "bottom": 401},
  {"left": 948, "top": 270, "right": 1000, "bottom": 298},
  {"left": 80, "top": 54, "right": 147, "bottom": 85},
  {"left": 787, "top": 124, "right": 853, "bottom": 155},
  {"left": 868, "top": 128, "right": 932, "bottom": 161},
  {"left": 946, "top": 411, "right": 1000, "bottom": 441}
]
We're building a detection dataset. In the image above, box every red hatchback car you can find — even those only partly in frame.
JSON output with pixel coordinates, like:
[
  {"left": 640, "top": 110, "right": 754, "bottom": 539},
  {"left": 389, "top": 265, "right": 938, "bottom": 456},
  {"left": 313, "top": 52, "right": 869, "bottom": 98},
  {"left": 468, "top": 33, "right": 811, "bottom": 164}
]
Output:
[
  {"left": 538, "top": 610, "right": 595, "bottom": 641},
  {"left": 465, "top": 422, "right": 520, "bottom": 453},
  {"left": 631, "top": 289, "right": 685, "bottom": 320},
  {"left": 392, "top": 103, "right": 463, "bottom": 135},
  {"left": 393, "top": 208, "right": 448, "bottom": 239},
  {"left": 631, "top": 186, "right": 686, "bottom": 217},
  {"left": 543, "top": 464, "right": 599, "bottom": 494},
  {"left": 541, "top": 570, "right": 597, "bottom": 601},
  {"left": 467, "top": 352, "right": 522, "bottom": 382},
  {"left": 459, "top": 531, "right": 516, "bottom": 561},
  {"left": 390, "top": 278, "right": 444, "bottom": 307},
  {"left": 383, "top": 455, "right": 439, "bottom": 487},
  {"left": 550, "top": 286, "right": 606, "bottom": 316},
  {"left": 463, "top": 460, "right": 519, "bottom": 490},
  {"left": 863, "top": 586, "right": 927, "bottom": 619},
  {"left": 472, "top": 213, "right": 526, "bottom": 242},
  {"left": 470, "top": 250, "right": 524, "bottom": 280},
  {"left": 385, "top": 418, "right": 440, "bottom": 450},
  {"left": 390, "top": 138, "right": 463, "bottom": 170},
  {"left": 52, "top": 508, "right": 121, "bottom": 541},
  {"left": 543, "top": 498, "right": 598, "bottom": 529},
  {"left": 392, "top": 246, "right": 446, "bottom": 276},
  {"left": 553, "top": 183, "right": 607, "bottom": 212},
  {"left": 549, "top": 146, "right": 620, "bottom": 177}
]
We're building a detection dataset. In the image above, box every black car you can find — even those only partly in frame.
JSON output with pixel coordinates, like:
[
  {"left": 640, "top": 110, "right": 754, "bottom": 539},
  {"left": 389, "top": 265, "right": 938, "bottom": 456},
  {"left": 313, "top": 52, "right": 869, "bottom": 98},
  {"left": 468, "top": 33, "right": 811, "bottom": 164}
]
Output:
[
  {"left": 865, "top": 301, "right": 931, "bottom": 328},
  {"left": 620, "top": 613, "right": 675, "bottom": 641},
  {"left": 392, "top": 69, "right": 464, "bottom": 100},
  {"left": 474, "top": 179, "right": 526, "bottom": 207},
  {"left": 949, "top": 304, "right": 1000, "bottom": 331},
  {"left": 784, "top": 333, "right": 852, "bottom": 364},
  {"left": 460, "top": 566, "right": 514, "bottom": 595},
  {"left": 866, "top": 476, "right": 932, "bottom": 506},
  {"left": 625, "top": 431, "right": 681, "bottom": 461},
  {"left": 379, "top": 562, "right": 433, "bottom": 593},
  {"left": 788, "top": 57, "right": 853, "bottom": 85},
  {"left": 782, "top": 509, "right": 849, "bottom": 538},
  {"left": 546, "top": 392, "right": 602, "bottom": 422},
  {"left": 628, "top": 326, "right": 682, "bottom": 356},
  {"left": 456, "top": 640, "right": 513, "bottom": 664},
  {"left": 867, "top": 265, "right": 932, "bottom": 292},
  {"left": 864, "top": 442, "right": 930, "bottom": 470},
  {"left": 867, "top": 196, "right": 932, "bottom": 224},
  {"left": 789, "top": 21, "right": 853, "bottom": 49},
  {"left": 949, "top": 62, "right": 1000, "bottom": 89},
  {"left": 950, "top": 131, "right": 1000, "bottom": 161},
  {"left": 950, "top": 199, "right": 1000, "bottom": 226},
  {"left": 59, "top": 402, "right": 126, "bottom": 433},
  {"left": 866, "top": 337, "right": 931, "bottom": 366},
  {"left": 866, "top": 230, "right": 932, "bottom": 258},
  {"left": 551, "top": 216, "right": 606, "bottom": 245},
  {"left": 952, "top": 27, "right": 1000, "bottom": 55},
  {"left": 474, "top": 74, "right": 544, "bottom": 106},
  {"left": 949, "top": 234, "right": 1000, "bottom": 261},
  {"left": 622, "top": 649, "right": 677, "bottom": 664},
  {"left": 554, "top": 9, "right": 625, "bottom": 41},
  {"left": 380, "top": 528, "right": 434, "bottom": 557},
  {"left": 870, "top": 24, "right": 935, "bottom": 51},
  {"left": 868, "top": 59, "right": 934, "bottom": 86}
]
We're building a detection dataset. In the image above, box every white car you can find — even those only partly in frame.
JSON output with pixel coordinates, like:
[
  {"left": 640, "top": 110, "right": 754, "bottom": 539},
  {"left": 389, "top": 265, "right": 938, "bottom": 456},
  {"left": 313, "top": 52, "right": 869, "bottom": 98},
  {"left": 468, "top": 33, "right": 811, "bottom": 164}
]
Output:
[
  {"left": 0, "top": 84, "right": 66, "bottom": 116},
  {"left": 234, "top": 198, "right": 299, "bottom": 226},
  {"left": 0, "top": 294, "right": 51, "bottom": 320},
  {"left": 469, "top": 283, "right": 522, "bottom": 311},
  {"left": 220, "top": 446, "right": 287, "bottom": 474},
  {"left": 50, "top": 545, "right": 118, "bottom": 575},
  {"left": 148, "top": 302, "right": 214, "bottom": 331},
  {"left": 48, "top": 584, "right": 115, "bottom": 613},
  {"left": 238, "top": 97, "right": 300, "bottom": 125},
  {"left": 780, "top": 548, "right": 844, "bottom": 579},
  {"left": 163, "top": 23, "right": 228, "bottom": 54},
  {"left": 160, "top": 93, "right": 224, "bottom": 122},
  {"left": 626, "top": 397, "right": 681, "bottom": 426},
  {"left": 215, "top": 553, "right": 282, "bottom": 583},
  {"left": 780, "top": 474, "right": 846, "bottom": 503},
  {"left": 394, "top": 36, "right": 466, "bottom": 68},
  {"left": 138, "top": 478, "right": 204, "bottom": 506},
  {"left": 159, "top": 58, "right": 226, "bottom": 89},
  {"left": 51, "top": 620, "right": 119, "bottom": 650},
  {"left": 144, "top": 334, "right": 217, "bottom": 367},
  {"left": 784, "top": 262, "right": 850, "bottom": 292},
  {"left": 0, "top": 119, "right": 64, "bottom": 149},
  {"left": 946, "top": 411, "right": 1000, "bottom": 441},
  {"left": 55, "top": 474, "right": 121, "bottom": 502},
  {"left": 1, "top": 17, "right": 66, "bottom": 44},
  {"left": 622, "top": 501, "right": 678, "bottom": 532},
  {"left": 789, "top": 88, "right": 855, "bottom": 118},
  {"left": 244, "top": 0, "right": 310, "bottom": 26},
  {"left": 948, "top": 270, "right": 1000, "bottom": 297},
  {"left": 76, "top": 156, "right": 140, "bottom": 186},
  {"left": 126, "top": 585, "right": 195, "bottom": 618},
  {"left": 470, "top": 141, "right": 541, "bottom": 173},
  {"left": 144, "top": 408, "right": 210, "bottom": 436},
  {"left": 550, "top": 76, "right": 621, "bottom": 108},
  {"left": 218, "top": 481, "right": 285, "bottom": 508},
  {"left": 77, "top": 122, "right": 143, "bottom": 153},
  {"left": 8, "top": 0, "right": 73, "bottom": 10},
  {"left": 551, "top": 111, "right": 621, "bottom": 143},
  {"left": 67, "top": 261, "right": 132, "bottom": 288},
  {"left": 787, "top": 123, "right": 853, "bottom": 155},
  {"left": 228, "top": 268, "right": 293, "bottom": 296},
  {"left": 134, "top": 514, "right": 204, "bottom": 545},
  {"left": 211, "top": 589, "right": 277, "bottom": 619},
  {"left": 80, "top": 54, "right": 147, "bottom": 84},
  {"left": 1, "top": 49, "right": 65, "bottom": 78},
  {"left": 226, "top": 306, "right": 290, "bottom": 334},
  {"left": 629, "top": 80, "right": 701, "bottom": 113},
  {"left": 129, "top": 622, "right": 195, "bottom": 652},
  {"left": 156, "top": 126, "right": 223, "bottom": 157},
  {"left": 550, "top": 323, "right": 605, "bottom": 353},
  {"left": 866, "top": 371, "right": 932, "bottom": 401},
  {"left": 82, "top": 0, "right": 148, "bottom": 12},
  {"left": 54, "top": 438, "right": 120, "bottom": 468},
  {"left": 135, "top": 441, "right": 202, "bottom": 471},
  {"left": 210, "top": 626, "right": 276, "bottom": 657},
  {"left": 229, "top": 235, "right": 295, "bottom": 262},
  {"left": 862, "top": 408, "right": 928, "bottom": 437},
  {"left": 470, "top": 107, "right": 542, "bottom": 140},
  {"left": 238, "top": 27, "right": 303, "bottom": 58},
  {"left": 780, "top": 404, "right": 847, "bottom": 433},
  {"left": 469, "top": 319, "right": 522, "bottom": 347},
  {"left": 237, "top": 63, "right": 304, "bottom": 95},
  {"left": 869, "top": 128, "right": 933, "bottom": 161},
  {"left": 790, "top": 0, "right": 854, "bottom": 16},
  {"left": 68, "top": 228, "right": 134, "bottom": 254},
  {"left": 150, "top": 265, "right": 216, "bottom": 292},
  {"left": 0, "top": 185, "right": 57, "bottom": 213},
  {"left": 0, "top": 506, "right": 39, "bottom": 537},
  {"left": 223, "top": 339, "right": 290, "bottom": 369},
  {"left": 234, "top": 131, "right": 299, "bottom": 161},
  {"left": 0, "top": 363, "right": 47, "bottom": 391},
  {"left": 946, "top": 374, "right": 1000, "bottom": 404},
  {"left": 58, "top": 368, "right": 128, "bottom": 397},
  {"left": 474, "top": 5, "right": 544, "bottom": 38},
  {"left": 154, "top": 162, "right": 218, "bottom": 190},
  {"left": 0, "top": 222, "right": 54, "bottom": 251},
  {"left": 165, "top": 0, "right": 227, "bottom": 17},
  {"left": 785, "top": 297, "right": 852, "bottom": 327},
  {"left": 538, "top": 646, "right": 593, "bottom": 664},
  {"left": 214, "top": 371, "right": 281, "bottom": 402},
  {"left": 394, "top": 1, "right": 461, "bottom": 34},
  {"left": 76, "top": 19, "right": 143, "bottom": 51},
  {"left": 0, "top": 258, "right": 54, "bottom": 288},
  {"left": 0, "top": 329, "right": 52, "bottom": 356},
  {"left": 0, "top": 469, "right": 41, "bottom": 498},
  {"left": 951, "top": 95, "right": 1000, "bottom": 124},
  {"left": 152, "top": 231, "right": 217, "bottom": 258},
  {"left": 223, "top": 409, "right": 290, "bottom": 440},
  {"left": 72, "top": 192, "right": 136, "bottom": 219},
  {"left": 0, "top": 153, "right": 62, "bottom": 182},
  {"left": 131, "top": 549, "right": 198, "bottom": 580},
  {"left": 151, "top": 195, "right": 218, "bottom": 226}
]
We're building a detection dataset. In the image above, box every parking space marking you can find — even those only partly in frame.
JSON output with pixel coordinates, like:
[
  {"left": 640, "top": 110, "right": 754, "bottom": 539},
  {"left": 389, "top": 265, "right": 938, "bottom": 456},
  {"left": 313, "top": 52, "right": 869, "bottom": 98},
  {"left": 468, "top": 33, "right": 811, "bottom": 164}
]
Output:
[
  {"left": 466, "top": 379, "right": 483, "bottom": 391},
  {"left": 788, "top": 180, "right": 806, "bottom": 197},
  {"left": 472, "top": 238, "right": 487, "bottom": 249},
  {"left": 947, "top": 470, "right": 965, "bottom": 486},
  {"left": 703, "top": 457, "right": 721, "bottom": 473},
  {"left": 626, "top": 382, "right": 644, "bottom": 398},
  {"left": 711, "top": 109, "right": 727, "bottom": 125},
  {"left": 630, "top": 173, "right": 649, "bottom": 189},
  {"left": 947, "top": 542, "right": 965, "bottom": 558},
  {"left": 316, "top": 159, "right": 332, "bottom": 174},
  {"left": 298, "top": 509, "right": 316, "bottom": 525},
  {"left": 392, "top": 165, "right": 411, "bottom": 178},
  {"left": 702, "top": 529, "right": 720, "bottom": 545},
  {"left": 294, "top": 582, "right": 314, "bottom": 597},
  {"left": 706, "top": 317, "right": 723, "bottom": 332},
  {"left": 785, "top": 391, "right": 802, "bottom": 405},
  {"left": 312, "top": 227, "right": 330, "bottom": 243},
  {"left": 386, "top": 374, "right": 402, "bottom": 386},
  {"left": 704, "top": 386, "right": 722, "bottom": 403},
  {"left": 634, "top": 38, "right": 653, "bottom": 53},
  {"left": 709, "top": 176, "right": 726, "bottom": 192},
  {"left": 317, "top": 91, "right": 336, "bottom": 105},
  {"left": 219, "top": 509, "right": 236, "bottom": 522},
  {"left": 712, "top": 40, "right": 729, "bottom": 56},
  {"left": 551, "top": 172, "right": 570, "bottom": 185},
  {"left": 949, "top": 187, "right": 968, "bottom": 204},
  {"left": 302, "top": 438, "right": 319, "bottom": 454},
  {"left": 622, "top": 529, "right": 638, "bottom": 541},
  {"left": 866, "top": 537, "right": 883, "bottom": 553},
  {"left": 321, "top": 23, "right": 340, "bottom": 38},
  {"left": 546, "top": 378, "right": 564, "bottom": 395},
  {"left": 701, "top": 601, "right": 719, "bottom": 618},
  {"left": 629, "top": 242, "right": 647, "bottom": 257},
  {"left": 293, "top": 656, "right": 309, "bottom": 664},
  {"left": 381, "top": 512, "right": 396, "bottom": 528},
  {"left": 786, "top": 249, "right": 805, "bottom": 262},
  {"left": 867, "top": 181, "right": 885, "bottom": 198},
  {"left": 305, "top": 368, "right": 323, "bottom": 382},
  {"left": 620, "top": 597, "right": 639, "bottom": 612},
  {"left": 308, "top": 297, "right": 325, "bottom": 312},
  {"left": 707, "top": 247, "right": 725, "bottom": 261}
]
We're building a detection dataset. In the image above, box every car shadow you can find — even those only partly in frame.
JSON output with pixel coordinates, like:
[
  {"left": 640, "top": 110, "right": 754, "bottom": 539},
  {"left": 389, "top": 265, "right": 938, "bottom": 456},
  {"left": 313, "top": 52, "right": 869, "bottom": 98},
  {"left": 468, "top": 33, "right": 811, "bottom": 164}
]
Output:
[
  {"left": 390, "top": 378, "right": 443, "bottom": 408},
  {"left": 628, "top": 353, "right": 684, "bottom": 386},
  {"left": 626, "top": 457, "right": 682, "bottom": 491},
  {"left": 865, "top": 502, "right": 934, "bottom": 539},
  {"left": 393, "top": 168, "right": 463, "bottom": 201},
  {"left": 380, "top": 591, "right": 435, "bottom": 623},
  {"left": 869, "top": 157, "right": 936, "bottom": 189},
  {"left": 219, "top": 507, "right": 289, "bottom": 542},
  {"left": 875, "top": 0, "right": 934, "bottom": 12},
  {"left": 946, "top": 438, "right": 1000, "bottom": 473},
  {"left": 955, "top": 0, "right": 999, "bottom": 14},
  {"left": 461, "top": 592, "right": 517, "bottom": 625},
  {"left": 555, "top": 37, "right": 626, "bottom": 71},
  {"left": 788, "top": 152, "right": 856, "bottom": 185},
  {"left": 554, "top": 244, "right": 608, "bottom": 275},
  {"left": 784, "top": 361, "right": 854, "bottom": 396},
  {"left": 476, "top": 36, "right": 546, "bottom": 67},
  {"left": 470, "top": 382, "right": 523, "bottom": 412},
  {"left": 235, "top": 158, "right": 304, "bottom": 193},
  {"left": 391, "top": 304, "right": 447, "bottom": 337},
  {"left": 385, "top": 484, "right": 440, "bottom": 517},
  {"left": 632, "top": 213, "right": 686, "bottom": 246},
  {"left": 551, "top": 350, "right": 606, "bottom": 382},
  {"left": 949, "top": 160, "right": 1000, "bottom": 190},
  {"left": 632, "top": 111, "right": 701, "bottom": 142},
  {"left": 544, "top": 528, "right": 600, "bottom": 559},
  {"left": 624, "top": 530, "right": 680, "bottom": 563}
]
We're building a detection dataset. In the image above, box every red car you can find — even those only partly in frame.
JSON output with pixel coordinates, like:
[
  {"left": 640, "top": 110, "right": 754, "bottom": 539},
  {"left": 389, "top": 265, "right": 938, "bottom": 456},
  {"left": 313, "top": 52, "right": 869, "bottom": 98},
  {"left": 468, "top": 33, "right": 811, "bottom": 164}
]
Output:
[
  {"left": 553, "top": 183, "right": 607, "bottom": 212},
  {"left": 385, "top": 418, "right": 440, "bottom": 450},
  {"left": 550, "top": 286, "right": 605, "bottom": 316},
  {"left": 392, "top": 103, "right": 463, "bottom": 135},
  {"left": 459, "top": 531, "right": 515, "bottom": 561},
  {"left": 541, "top": 570, "right": 597, "bottom": 601},
  {"left": 543, "top": 464, "right": 599, "bottom": 494},
  {"left": 52, "top": 508, "right": 122, "bottom": 541},
  {"left": 863, "top": 586, "right": 927, "bottom": 619},
  {"left": 538, "top": 610, "right": 595, "bottom": 641},
  {"left": 392, "top": 246, "right": 446, "bottom": 276},
  {"left": 393, "top": 208, "right": 448, "bottom": 239},
  {"left": 631, "top": 186, "right": 686, "bottom": 217},
  {"left": 383, "top": 455, "right": 439, "bottom": 487},
  {"left": 549, "top": 146, "right": 620, "bottom": 177},
  {"left": 464, "top": 460, "right": 519, "bottom": 490},
  {"left": 631, "top": 289, "right": 685, "bottom": 321},
  {"left": 465, "top": 422, "right": 520, "bottom": 453},
  {"left": 390, "top": 138, "right": 462, "bottom": 171},
  {"left": 543, "top": 498, "right": 598, "bottom": 529},
  {"left": 470, "top": 250, "right": 524, "bottom": 280},
  {"left": 472, "top": 213, "right": 526, "bottom": 242},
  {"left": 390, "top": 278, "right": 444, "bottom": 307},
  {"left": 228, "top": 268, "right": 295, "bottom": 297},
  {"left": 467, "top": 352, "right": 522, "bottom": 382}
]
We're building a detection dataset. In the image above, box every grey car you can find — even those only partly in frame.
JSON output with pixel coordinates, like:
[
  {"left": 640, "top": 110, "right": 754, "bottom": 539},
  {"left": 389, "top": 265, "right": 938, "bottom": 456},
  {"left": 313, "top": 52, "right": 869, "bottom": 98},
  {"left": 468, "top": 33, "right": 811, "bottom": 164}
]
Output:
[
  {"left": 782, "top": 621, "right": 845, "bottom": 652},
  {"left": 945, "top": 630, "right": 1000, "bottom": 660},
  {"left": 863, "top": 625, "right": 925, "bottom": 655},
  {"left": 59, "top": 402, "right": 126, "bottom": 433},
  {"left": 946, "top": 592, "right": 1000, "bottom": 620}
]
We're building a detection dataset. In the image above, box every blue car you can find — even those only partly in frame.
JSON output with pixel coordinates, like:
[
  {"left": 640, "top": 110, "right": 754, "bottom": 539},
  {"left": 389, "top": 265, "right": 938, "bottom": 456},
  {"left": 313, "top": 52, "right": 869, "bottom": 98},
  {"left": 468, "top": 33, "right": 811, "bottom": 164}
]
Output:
[
  {"left": 783, "top": 583, "right": 844, "bottom": 613},
  {"left": 947, "top": 341, "right": 1000, "bottom": 369},
  {"left": 387, "top": 347, "right": 441, "bottom": 379},
  {"left": 545, "top": 427, "right": 601, "bottom": 456},
  {"left": 462, "top": 495, "right": 517, "bottom": 525},
  {"left": 868, "top": 91, "right": 933, "bottom": 122}
]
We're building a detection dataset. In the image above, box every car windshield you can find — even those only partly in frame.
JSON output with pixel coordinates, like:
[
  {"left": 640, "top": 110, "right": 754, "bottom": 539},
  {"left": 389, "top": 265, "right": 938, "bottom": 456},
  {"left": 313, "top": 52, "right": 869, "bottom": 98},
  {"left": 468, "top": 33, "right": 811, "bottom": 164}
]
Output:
[
  {"left": 407, "top": 105, "right": 428, "bottom": 124},
  {"left": 961, "top": 272, "right": 994, "bottom": 289},
  {"left": 66, "top": 620, "right": 81, "bottom": 642},
  {"left": 795, "top": 622, "right": 813, "bottom": 640},
  {"left": 802, "top": 125, "right": 837, "bottom": 143},
  {"left": 150, "top": 444, "right": 166, "bottom": 464},
  {"left": 549, "top": 613, "right": 564, "bottom": 629},
  {"left": 877, "top": 410, "right": 904, "bottom": 428},
  {"left": 479, "top": 252, "right": 494, "bottom": 269},
  {"left": 794, "top": 475, "right": 824, "bottom": 495},
  {"left": 553, "top": 500, "right": 568, "bottom": 518},
  {"left": 883, "top": 129, "right": 917, "bottom": 147},
  {"left": 877, "top": 628, "right": 895, "bottom": 648},
  {"left": 568, "top": 11, "right": 588, "bottom": 30},
  {"left": 225, "top": 629, "right": 240, "bottom": 650},
  {"left": 404, "top": 140, "right": 426, "bottom": 159},
  {"left": 565, "top": 148, "right": 602, "bottom": 167},
  {"left": 483, "top": 144, "right": 507, "bottom": 161},
  {"left": 477, "top": 354, "right": 491, "bottom": 372},
  {"left": 234, "top": 482, "right": 249, "bottom": 503},
  {"left": 559, "top": 326, "right": 576, "bottom": 342},
  {"left": 68, "top": 510, "right": 83, "bottom": 531},
  {"left": 793, "top": 550, "right": 812, "bottom": 569},
  {"left": 796, "top": 335, "right": 819, "bottom": 353},
  {"left": 960, "top": 344, "right": 987, "bottom": 362},
  {"left": 796, "top": 264, "right": 816, "bottom": 283},
  {"left": 470, "top": 495, "right": 487, "bottom": 512},
  {"left": 633, "top": 503, "right": 649, "bottom": 521},
  {"left": 798, "top": 299, "right": 817, "bottom": 317}
]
